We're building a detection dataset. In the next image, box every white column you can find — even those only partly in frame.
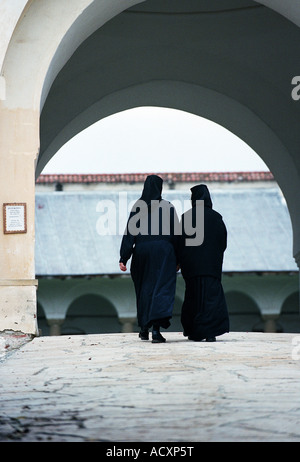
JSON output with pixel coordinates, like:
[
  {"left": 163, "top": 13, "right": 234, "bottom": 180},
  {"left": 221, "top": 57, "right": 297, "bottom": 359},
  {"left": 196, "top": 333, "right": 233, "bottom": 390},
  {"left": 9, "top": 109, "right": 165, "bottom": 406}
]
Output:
[{"left": 0, "top": 106, "right": 39, "bottom": 335}]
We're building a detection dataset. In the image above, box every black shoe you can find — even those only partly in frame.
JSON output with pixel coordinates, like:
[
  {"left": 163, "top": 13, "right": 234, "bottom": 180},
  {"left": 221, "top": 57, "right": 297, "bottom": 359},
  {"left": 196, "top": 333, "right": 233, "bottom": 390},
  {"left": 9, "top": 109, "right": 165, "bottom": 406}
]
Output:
[
  {"left": 152, "top": 331, "right": 166, "bottom": 343},
  {"left": 139, "top": 329, "right": 149, "bottom": 341},
  {"left": 206, "top": 337, "right": 216, "bottom": 342}
]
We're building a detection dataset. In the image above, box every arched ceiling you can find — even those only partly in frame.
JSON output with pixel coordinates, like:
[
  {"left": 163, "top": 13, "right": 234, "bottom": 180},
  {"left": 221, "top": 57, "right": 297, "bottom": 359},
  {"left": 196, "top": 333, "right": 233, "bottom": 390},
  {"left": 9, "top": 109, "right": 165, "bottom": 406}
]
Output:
[
  {"left": 38, "top": 0, "right": 300, "bottom": 178},
  {"left": 127, "top": 0, "right": 256, "bottom": 13}
]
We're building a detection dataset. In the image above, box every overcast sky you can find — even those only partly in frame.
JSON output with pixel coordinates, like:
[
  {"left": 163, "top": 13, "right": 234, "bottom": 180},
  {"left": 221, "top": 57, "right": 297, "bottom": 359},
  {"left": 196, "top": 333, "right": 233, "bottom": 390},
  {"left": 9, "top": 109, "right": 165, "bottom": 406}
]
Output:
[{"left": 42, "top": 107, "right": 269, "bottom": 174}]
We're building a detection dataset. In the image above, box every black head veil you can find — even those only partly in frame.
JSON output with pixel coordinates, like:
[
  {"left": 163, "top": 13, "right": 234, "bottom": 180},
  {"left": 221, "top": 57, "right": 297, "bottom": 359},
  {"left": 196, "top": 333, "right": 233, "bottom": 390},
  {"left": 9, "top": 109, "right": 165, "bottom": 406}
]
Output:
[
  {"left": 191, "top": 184, "right": 213, "bottom": 208},
  {"left": 140, "top": 175, "right": 163, "bottom": 205}
]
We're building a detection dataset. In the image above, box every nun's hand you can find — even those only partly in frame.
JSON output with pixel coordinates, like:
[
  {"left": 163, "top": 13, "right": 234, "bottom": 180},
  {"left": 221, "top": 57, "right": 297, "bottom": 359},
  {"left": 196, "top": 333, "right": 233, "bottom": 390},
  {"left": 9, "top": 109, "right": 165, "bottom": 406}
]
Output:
[{"left": 119, "top": 262, "right": 127, "bottom": 272}]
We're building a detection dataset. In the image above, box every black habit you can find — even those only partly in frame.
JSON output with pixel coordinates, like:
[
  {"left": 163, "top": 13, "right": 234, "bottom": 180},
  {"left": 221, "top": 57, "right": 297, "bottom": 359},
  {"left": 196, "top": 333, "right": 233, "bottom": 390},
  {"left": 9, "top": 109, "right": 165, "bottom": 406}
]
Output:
[
  {"left": 120, "top": 175, "right": 178, "bottom": 330},
  {"left": 178, "top": 184, "right": 229, "bottom": 341}
]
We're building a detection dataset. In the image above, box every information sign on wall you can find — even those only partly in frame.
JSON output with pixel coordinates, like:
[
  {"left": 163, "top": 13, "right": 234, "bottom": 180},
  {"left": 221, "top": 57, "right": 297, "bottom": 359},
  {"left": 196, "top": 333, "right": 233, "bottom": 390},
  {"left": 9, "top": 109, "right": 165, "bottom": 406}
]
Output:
[{"left": 3, "top": 203, "right": 27, "bottom": 234}]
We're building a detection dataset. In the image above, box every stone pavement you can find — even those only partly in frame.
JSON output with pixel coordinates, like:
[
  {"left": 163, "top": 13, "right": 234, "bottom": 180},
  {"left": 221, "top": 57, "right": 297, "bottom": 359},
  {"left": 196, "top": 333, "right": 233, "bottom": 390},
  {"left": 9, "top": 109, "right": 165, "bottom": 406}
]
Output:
[{"left": 0, "top": 331, "right": 300, "bottom": 442}]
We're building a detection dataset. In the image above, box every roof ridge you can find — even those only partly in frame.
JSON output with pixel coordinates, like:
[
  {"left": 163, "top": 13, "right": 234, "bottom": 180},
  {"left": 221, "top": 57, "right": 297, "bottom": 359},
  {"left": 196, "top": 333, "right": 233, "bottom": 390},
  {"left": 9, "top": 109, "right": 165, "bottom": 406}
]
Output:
[{"left": 36, "top": 171, "right": 274, "bottom": 184}]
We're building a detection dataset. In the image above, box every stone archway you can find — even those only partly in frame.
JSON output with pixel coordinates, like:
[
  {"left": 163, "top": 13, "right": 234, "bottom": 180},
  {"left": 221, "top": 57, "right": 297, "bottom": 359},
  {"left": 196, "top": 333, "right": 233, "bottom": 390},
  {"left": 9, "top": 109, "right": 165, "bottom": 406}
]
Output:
[
  {"left": 280, "top": 292, "right": 300, "bottom": 333},
  {"left": 224, "top": 290, "right": 261, "bottom": 332},
  {"left": 1, "top": 0, "right": 300, "bottom": 335},
  {"left": 37, "top": 2, "right": 300, "bottom": 262},
  {"left": 63, "top": 294, "right": 121, "bottom": 335}
]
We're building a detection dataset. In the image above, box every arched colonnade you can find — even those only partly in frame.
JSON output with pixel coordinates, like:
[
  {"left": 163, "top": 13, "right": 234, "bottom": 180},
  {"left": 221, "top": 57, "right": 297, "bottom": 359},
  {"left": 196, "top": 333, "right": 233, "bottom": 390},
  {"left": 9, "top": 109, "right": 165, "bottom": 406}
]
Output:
[{"left": 1, "top": 0, "right": 300, "bottom": 334}]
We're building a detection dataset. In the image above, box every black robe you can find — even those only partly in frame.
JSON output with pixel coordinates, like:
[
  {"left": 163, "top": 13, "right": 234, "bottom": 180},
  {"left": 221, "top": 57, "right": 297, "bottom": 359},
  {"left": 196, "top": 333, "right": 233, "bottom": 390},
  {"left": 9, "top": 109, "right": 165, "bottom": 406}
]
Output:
[
  {"left": 120, "top": 175, "right": 178, "bottom": 329},
  {"left": 178, "top": 184, "right": 229, "bottom": 340}
]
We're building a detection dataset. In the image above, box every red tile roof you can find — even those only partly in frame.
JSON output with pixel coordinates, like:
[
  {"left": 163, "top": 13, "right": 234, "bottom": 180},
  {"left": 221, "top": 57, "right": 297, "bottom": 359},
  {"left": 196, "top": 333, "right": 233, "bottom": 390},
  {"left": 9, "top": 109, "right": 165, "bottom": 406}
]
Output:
[{"left": 36, "top": 171, "right": 273, "bottom": 184}]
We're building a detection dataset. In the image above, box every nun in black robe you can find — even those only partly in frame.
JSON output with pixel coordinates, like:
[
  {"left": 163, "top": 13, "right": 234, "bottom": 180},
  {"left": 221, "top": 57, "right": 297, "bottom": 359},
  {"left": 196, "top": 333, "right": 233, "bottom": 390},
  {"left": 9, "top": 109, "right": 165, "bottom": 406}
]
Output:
[
  {"left": 178, "top": 184, "right": 229, "bottom": 342},
  {"left": 119, "top": 175, "right": 179, "bottom": 343}
]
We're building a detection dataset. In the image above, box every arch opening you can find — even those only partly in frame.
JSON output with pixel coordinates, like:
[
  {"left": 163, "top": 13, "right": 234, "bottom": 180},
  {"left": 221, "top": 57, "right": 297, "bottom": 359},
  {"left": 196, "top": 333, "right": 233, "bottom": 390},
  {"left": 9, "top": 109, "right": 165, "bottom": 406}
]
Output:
[
  {"left": 280, "top": 292, "right": 300, "bottom": 333},
  {"left": 62, "top": 294, "right": 121, "bottom": 335},
  {"left": 38, "top": 81, "right": 300, "bottom": 262},
  {"left": 35, "top": 104, "right": 298, "bottom": 335},
  {"left": 33, "top": 0, "right": 300, "bottom": 335},
  {"left": 224, "top": 291, "right": 261, "bottom": 332},
  {"left": 35, "top": 0, "right": 300, "bottom": 265},
  {"left": 41, "top": 106, "right": 269, "bottom": 175}
]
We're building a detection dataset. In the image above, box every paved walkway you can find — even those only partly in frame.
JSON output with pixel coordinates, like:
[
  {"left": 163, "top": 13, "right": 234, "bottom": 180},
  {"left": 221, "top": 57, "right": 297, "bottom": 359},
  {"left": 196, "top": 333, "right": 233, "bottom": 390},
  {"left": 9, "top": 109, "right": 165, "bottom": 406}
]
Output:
[{"left": 0, "top": 331, "right": 300, "bottom": 442}]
